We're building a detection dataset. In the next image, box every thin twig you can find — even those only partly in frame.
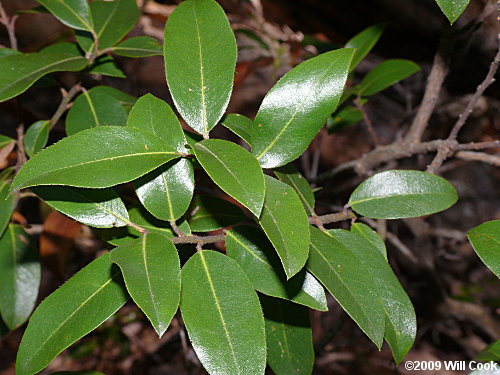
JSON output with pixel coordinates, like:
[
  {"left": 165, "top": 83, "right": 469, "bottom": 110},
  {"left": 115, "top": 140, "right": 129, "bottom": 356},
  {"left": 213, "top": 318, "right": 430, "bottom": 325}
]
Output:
[
  {"left": 455, "top": 151, "right": 500, "bottom": 167},
  {"left": 171, "top": 234, "right": 225, "bottom": 245},
  {"left": 0, "top": 2, "right": 18, "bottom": 50},
  {"left": 170, "top": 220, "right": 185, "bottom": 237},
  {"left": 49, "top": 85, "right": 82, "bottom": 130},
  {"left": 355, "top": 97, "right": 380, "bottom": 146},
  {"left": 309, "top": 211, "right": 356, "bottom": 226},
  {"left": 15, "top": 125, "right": 26, "bottom": 173}
]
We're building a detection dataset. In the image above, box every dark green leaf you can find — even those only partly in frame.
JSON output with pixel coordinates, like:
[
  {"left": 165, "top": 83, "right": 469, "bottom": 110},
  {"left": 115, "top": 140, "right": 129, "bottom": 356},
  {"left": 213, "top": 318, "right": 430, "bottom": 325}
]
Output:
[
  {"left": 0, "top": 51, "right": 87, "bottom": 102},
  {"left": 326, "top": 105, "right": 363, "bottom": 134},
  {"left": 11, "top": 126, "right": 182, "bottom": 192},
  {"left": 226, "top": 226, "right": 327, "bottom": 311},
  {"left": 66, "top": 88, "right": 128, "bottom": 135},
  {"left": 307, "top": 226, "right": 385, "bottom": 348},
  {"left": 358, "top": 59, "right": 420, "bottom": 96},
  {"left": 32, "top": 186, "right": 130, "bottom": 228},
  {"left": 0, "top": 134, "right": 15, "bottom": 148},
  {"left": 76, "top": 0, "right": 140, "bottom": 53},
  {"left": 435, "top": 0, "right": 471, "bottom": 24},
  {"left": 221, "top": 113, "right": 253, "bottom": 145},
  {"left": 187, "top": 195, "right": 246, "bottom": 232},
  {"left": 252, "top": 48, "right": 354, "bottom": 168},
  {"left": 467, "top": 220, "right": 500, "bottom": 278},
  {"left": 35, "top": 0, "right": 93, "bottom": 31},
  {"left": 274, "top": 164, "right": 315, "bottom": 215},
  {"left": 258, "top": 176, "right": 310, "bottom": 279},
  {"left": 349, "top": 170, "right": 458, "bottom": 219},
  {"left": 110, "top": 233, "right": 180, "bottom": 337},
  {"left": 345, "top": 24, "right": 385, "bottom": 72},
  {"left": 16, "top": 253, "right": 127, "bottom": 375},
  {"left": 330, "top": 229, "right": 416, "bottom": 363},
  {"left": 24, "top": 120, "right": 50, "bottom": 157},
  {"left": 89, "top": 56, "right": 126, "bottom": 78},
  {"left": 0, "top": 48, "right": 22, "bottom": 58},
  {"left": 134, "top": 159, "right": 194, "bottom": 222},
  {"left": 164, "top": 0, "right": 237, "bottom": 136},
  {"left": 0, "top": 225, "right": 40, "bottom": 330},
  {"left": 475, "top": 340, "right": 500, "bottom": 361},
  {"left": 193, "top": 139, "right": 265, "bottom": 217},
  {"left": 112, "top": 36, "right": 162, "bottom": 57},
  {"left": 180, "top": 250, "right": 266, "bottom": 375},
  {"left": 0, "top": 181, "right": 14, "bottom": 236},
  {"left": 351, "top": 223, "right": 387, "bottom": 260},
  {"left": 261, "top": 295, "right": 314, "bottom": 375},
  {"left": 90, "top": 86, "right": 136, "bottom": 110}
]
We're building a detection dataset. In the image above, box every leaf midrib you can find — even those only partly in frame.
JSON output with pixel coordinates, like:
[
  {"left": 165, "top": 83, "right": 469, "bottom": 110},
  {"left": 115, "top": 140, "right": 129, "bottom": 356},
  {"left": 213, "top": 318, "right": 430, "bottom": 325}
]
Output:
[
  {"left": 54, "top": 0, "right": 92, "bottom": 30},
  {"left": 350, "top": 191, "right": 451, "bottom": 206},
  {"left": 192, "top": 1, "right": 208, "bottom": 135},
  {"left": 141, "top": 235, "right": 163, "bottom": 333}
]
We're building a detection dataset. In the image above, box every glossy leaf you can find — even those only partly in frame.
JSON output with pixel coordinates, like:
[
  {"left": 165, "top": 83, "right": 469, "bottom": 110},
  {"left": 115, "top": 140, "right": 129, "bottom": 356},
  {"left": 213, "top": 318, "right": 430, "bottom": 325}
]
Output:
[
  {"left": 326, "top": 105, "right": 363, "bottom": 134},
  {"left": 0, "top": 134, "right": 14, "bottom": 148},
  {"left": 134, "top": 159, "right": 194, "bottom": 222},
  {"left": 36, "top": 0, "right": 93, "bottom": 31},
  {"left": 226, "top": 226, "right": 327, "bottom": 311},
  {"left": 91, "top": 86, "right": 136, "bottom": 110},
  {"left": 274, "top": 164, "right": 315, "bottom": 215},
  {"left": 0, "top": 51, "right": 87, "bottom": 102},
  {"left": 0, "top": 225, "right": 40, "bottom": 330},
  {"left": 330, "top": 229, "right": 416, "bottom": 363},
  {"left": 180, "top": 250, "right": 266, "bottom": 375},
  {"left": 307, "top": 226, "right": 385, "bottom": 348},
  {"left": 11, "top": 126, "right": 182, "bottom": 192},
  {"left": 66, "top": 88, "right": 128, "bottom": 135},
  {"left": 32, "top": 186, "right": 129, "bottom": 228},
  {"left": 261, "top": 295, "right": 314, "bottom": 375},
  {"left": 89, "top": 56, "right": 126, "bottom": 78},
  {"left": 110, "top": 233, "right": 180, "bottom": 337},
  {"left": 0, "top": 181, "right": 14, "bottom": 236},
  {"left": 351, "top": 222, "right": 387, "bottom": 260},
  {"left": 112, "top": 36, "right": 162, "bottom": 57},
  {"left": 76, "top": 0, "right": 140, "bottom": 53},
  {"left": 187, "top": 195, "right": 246, "bottom": 232},
  {"left": 435, "top": 0, "right": 471, "bottom": 24},
  {"left": 357, "top": 59, "right": 420, "bottom": 96},
  {"left": 16, "top": 253, "right": 127, "bottom": 375},
  {"left": 349, "top": 170, "right": 458, "bottom": 219},
  {"left": 24, "top": 120, "right": 50, "bottom": 157},
  {"left": 221, "top": 113, "right": 253, "bottom": 145},
  {"left": 345, "top": 24, "right": 385, "bottom": 72},
  {"left": 193, "top": 139, "right": 265, "bottom": 217},
  {"left": 258, "top": 176, "right": 310, "bottom": 279},
  {"left": 164, "top": 0, "right": 237, "bottom": 136},
  {"left": 467, "top": 220, "right": 500, "bottom": 278},
  {"left": 252, "top": 48, "right": 354, "bottom": 168}
]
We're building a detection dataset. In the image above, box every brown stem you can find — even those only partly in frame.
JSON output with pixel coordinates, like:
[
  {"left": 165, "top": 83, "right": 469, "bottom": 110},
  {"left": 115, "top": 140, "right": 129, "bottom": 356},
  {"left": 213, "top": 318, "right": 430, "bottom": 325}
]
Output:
[
  {"left": 0, "top": 2, "right": 18, "bottom": 50},
  {"left": 455, "top": 151, "right": 500, "bottom": 167},
  {"left": 170, "top": 220, "right": 185, "bottom": 237},
  {"left": 49, "top": 85, "right": 82, "bottom": 130},
  {"left": 171, "top": 234, "right": 226, "bottom": 245},
  {"left": 355, "top": 97, "right": 380, "bottom": 146},
  {"left": 308, "top": 211, "right": 356, "bottom": 226}
]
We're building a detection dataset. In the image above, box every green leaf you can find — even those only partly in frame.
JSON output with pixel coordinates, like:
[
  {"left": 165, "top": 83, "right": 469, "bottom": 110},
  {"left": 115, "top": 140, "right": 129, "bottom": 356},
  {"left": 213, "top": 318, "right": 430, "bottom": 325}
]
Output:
[
  {"left": 226, "top": 226, "right": 327, "bottom": 311},
  {"left": 76, "top": 0, "right": 140, "bottom": 53},
  {"left": 349, "top": 170, "right": 458, "bottom": 219},
  {"left": 90, "top": 86, "right": 136, "bottom": 110},
  {"left": 36, "top": 0, "right": 93, "bottom": 31},
  {"left": 89, "top": 56, "right": 126, "bottom": 78},
  {"left": 0, "top": 225, "right": 40, "bottom": 330},
  {"left": 274, "top": 164, "right": 315, "bottom": 215},
  {"left": 330, "top": 229, "right": 416, "bottom": 363},
  {"left": 0, "top": 51, "right": 87, "bottom": 102},
  {"left": 164, "top": 0, "right": 237, "bottom": 136},
  {"left": 193, "top": 139, "right": 265, "bottom": 217},
  {"left": 351, "top": 223, "right": 387, "bottom": 260},
  {"left": 0, "top": 181, "right": 14, "bottom": 236},
  {"left": 467, "top": 220, "right": 500, "bottom": 278},
  {"left": 261, "top": 295, "right": 314, "bottom": 375},
  {"left": 345, "top": 24, "right": 386, "bottom": 72},
  {"left": 0, "top": 134, "right": 15, "bottom": 148},
  {"left": 475, "top": 340, "right": 500, "bottom": 361},
  {"left": 110, "top": 233, "right": 180, "bottom": 337},
  {"left": 180, "top": 250, "right": 266, "bottom": 375},
  {"left": 134, "top": 159, "right": 195, "bottom": 222},
  {"left": 66, "top": 88, "right": 128, "bottom": 135},
  {"left": 127, "top": 94, "right": 185, "bottom": 150},
  {"left": 252, "top": 48, "right": 354, "bottom": 168},
  {"left": 307, "top": 226, "right": 385, "bottom": 348},
  {"left": 221, "top": 113, "right": 253, "bottom": 145},
  {"left": 435, "top": 0, "right": 471, "bottom": 24},
  {"left": 258, "top": 176, "right": 310, "bottom": 279},
  {"left": 16, "top": 253, "right": 127, "bottom": 375},
  {"left": 32, "top": 186, "right": 130, "bottom": 228},
  {"left": 24, "top": 120, "right": 50, "bottom": 157},
  {"left": 112, "top": 36, "right": 162, "bottom": 58},
  {"left": 326, "top": 105, "right": 363, "bottom": 134},
  {"left": 187, "top": 195, "right": 246, "bottom": 232},
  {"left": 0, "top": 48, "right": 22, "bottom": 58},
  {"left": 11, "top": 126, "right": 182, "bottom": 192},
  {"left": 357, "top": 59, "right": 420, "bottom": 97}
]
